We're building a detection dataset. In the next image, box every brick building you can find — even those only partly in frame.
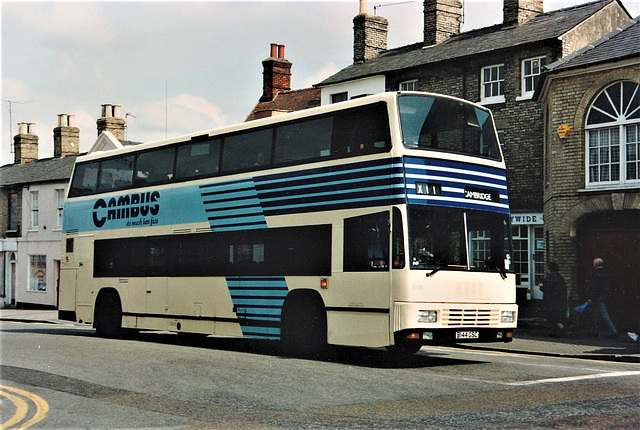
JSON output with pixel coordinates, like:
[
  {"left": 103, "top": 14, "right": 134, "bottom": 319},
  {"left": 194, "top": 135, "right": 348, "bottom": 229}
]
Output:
[
  {"left": 535, "top": 19, "right": 639, "bottom": 331},
  {"left": 316, "top": 0, "right": 633, "bottom": 304}
]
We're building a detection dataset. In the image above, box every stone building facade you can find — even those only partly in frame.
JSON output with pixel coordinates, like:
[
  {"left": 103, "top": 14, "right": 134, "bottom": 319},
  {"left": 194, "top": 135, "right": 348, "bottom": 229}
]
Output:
[{"left": 536, "top": 20, "right": 639, "bottom": 331}]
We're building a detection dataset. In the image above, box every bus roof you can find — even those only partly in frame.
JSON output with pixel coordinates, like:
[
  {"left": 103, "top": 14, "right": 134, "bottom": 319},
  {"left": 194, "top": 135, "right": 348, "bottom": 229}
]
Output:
[{"left": 75, "top": 91, "right": 488, "bottom": 163}]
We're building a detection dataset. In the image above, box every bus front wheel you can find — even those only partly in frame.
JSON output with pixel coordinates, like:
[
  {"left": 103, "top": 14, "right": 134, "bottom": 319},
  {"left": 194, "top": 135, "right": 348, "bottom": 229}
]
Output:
[{"left": 94, "top": 290, "right": 123, "bottom": 339}]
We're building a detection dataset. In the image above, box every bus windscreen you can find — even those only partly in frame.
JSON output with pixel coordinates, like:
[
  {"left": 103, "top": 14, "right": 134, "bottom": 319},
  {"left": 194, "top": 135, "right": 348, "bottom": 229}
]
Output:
[{"left": 398, "top": 95, "right": 502, "bottom": 161}]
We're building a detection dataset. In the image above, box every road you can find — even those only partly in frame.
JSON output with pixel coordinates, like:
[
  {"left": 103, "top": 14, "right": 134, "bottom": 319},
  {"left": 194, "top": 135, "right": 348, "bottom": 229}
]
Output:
[{"left": 1, "top": 321, "right": 639, "bottom": 429}]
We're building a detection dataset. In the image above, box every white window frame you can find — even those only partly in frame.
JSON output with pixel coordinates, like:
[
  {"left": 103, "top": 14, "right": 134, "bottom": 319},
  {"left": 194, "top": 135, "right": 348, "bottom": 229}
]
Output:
[
  {"left": 56, "top": 189, "right": 65, "bottom": 229},
  {"left": 584, "top": 81, "right": 640, "bottom": 190},
  {"left": 30, "top": 191, "right": 39, "bottom": 229},
  {"left": 480, "top": 64, "right": 505, "bottom": 104},
  {"left": 399, "top": 80, "right": 418, "bottom": 92},
  {"left": 518, "top": 56, "right": 547, "bottom": 100}
]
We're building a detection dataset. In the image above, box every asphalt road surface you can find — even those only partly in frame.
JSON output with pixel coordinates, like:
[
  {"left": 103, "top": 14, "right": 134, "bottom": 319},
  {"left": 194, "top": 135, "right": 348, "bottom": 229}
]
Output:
[{"left": 1, "top": 321, "right": 639, "bottom": 429}]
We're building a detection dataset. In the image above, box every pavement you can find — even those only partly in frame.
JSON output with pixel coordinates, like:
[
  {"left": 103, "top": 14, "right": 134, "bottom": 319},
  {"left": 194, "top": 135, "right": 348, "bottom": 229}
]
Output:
[{"left": 1, "top": 307, "right": 639, "bottom": 363}]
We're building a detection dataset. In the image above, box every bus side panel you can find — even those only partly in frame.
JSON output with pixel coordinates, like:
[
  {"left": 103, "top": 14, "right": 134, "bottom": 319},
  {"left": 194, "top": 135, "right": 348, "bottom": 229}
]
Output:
[
  {"left": 327, "top": 311, "right": 390, "bottom": 347},
  {"left": 324, "top": 272, "right": 391, "bottom": 347}
]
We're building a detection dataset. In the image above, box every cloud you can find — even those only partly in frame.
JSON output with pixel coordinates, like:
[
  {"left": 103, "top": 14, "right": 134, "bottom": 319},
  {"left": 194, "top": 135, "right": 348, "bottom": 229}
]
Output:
[
  {"left": 21, "top": 2, "right": 116, "bottom": 48},
  {"left": 127, "top": 94, "right": 229, "bottom": 144},
  {"left": 2, "top": 78, "right": 32, "bottom": 100},
  {"left": 301, "top": 63, "right": 341, "bottom": 88}
]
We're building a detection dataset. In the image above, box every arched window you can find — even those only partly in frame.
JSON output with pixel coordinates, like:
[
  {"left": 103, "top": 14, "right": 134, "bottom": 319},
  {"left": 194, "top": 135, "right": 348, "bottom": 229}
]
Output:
[{"left": 585, "top": 81, "right": 640, "bottom": 187}]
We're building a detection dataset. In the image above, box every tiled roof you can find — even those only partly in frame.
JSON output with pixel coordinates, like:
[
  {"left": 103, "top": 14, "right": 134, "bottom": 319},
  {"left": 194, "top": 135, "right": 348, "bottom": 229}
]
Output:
[
  {"left": 0, "top": 155, "right": 77, "bottom": 186},
  {"left": 317, "top": 0, "right": 618, "bottom": 86},
  {"left": 545, "top": 18, "right": 640, "bottom": 72},
  {"left": 246, "top": 87, "right": 321, "bottom": 121}
]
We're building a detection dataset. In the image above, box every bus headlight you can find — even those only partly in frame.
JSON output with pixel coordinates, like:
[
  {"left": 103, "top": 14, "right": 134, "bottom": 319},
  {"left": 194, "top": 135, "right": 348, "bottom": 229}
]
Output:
[
  {"left": 418, "top": 310, "right": 437, "bottom": 323},
  {"left": 501, "top": 311, "right": 515, "bottom": 323}
]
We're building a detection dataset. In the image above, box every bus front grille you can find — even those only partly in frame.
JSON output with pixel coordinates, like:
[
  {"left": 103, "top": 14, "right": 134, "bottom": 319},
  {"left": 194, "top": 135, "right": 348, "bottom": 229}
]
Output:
[{"left": 442, "top": 309, "right": 499, "bottom": 326}]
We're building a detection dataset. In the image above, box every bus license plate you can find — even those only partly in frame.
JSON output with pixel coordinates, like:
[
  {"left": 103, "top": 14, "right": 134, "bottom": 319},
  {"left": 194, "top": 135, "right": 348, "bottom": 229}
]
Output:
[{"left": 456, "top": 331, "right": 479, "bottom": 339}]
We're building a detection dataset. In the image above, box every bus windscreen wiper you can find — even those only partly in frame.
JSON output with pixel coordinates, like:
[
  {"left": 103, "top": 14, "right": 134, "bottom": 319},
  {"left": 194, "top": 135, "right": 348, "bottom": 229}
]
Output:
[
  {"left": 484, "top": 258, "right": 507, "bottom": 280},
  {"left": 426, "top": 263, "right": 449, "bottom": 277}
]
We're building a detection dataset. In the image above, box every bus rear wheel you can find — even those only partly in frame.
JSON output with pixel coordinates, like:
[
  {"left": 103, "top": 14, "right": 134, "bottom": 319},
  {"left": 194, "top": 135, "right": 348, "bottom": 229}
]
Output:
[
  {"left": 280, "top": 293, "right": 327, "bottom": 358},
  {"left": 94, "top": 291, "right": 123, "bottom": 339}
]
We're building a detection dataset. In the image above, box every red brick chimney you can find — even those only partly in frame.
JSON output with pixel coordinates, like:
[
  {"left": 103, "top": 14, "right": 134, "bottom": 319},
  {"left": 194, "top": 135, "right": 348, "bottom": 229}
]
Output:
[{"left": 261, "top": 43, "right": 292, "bottom": 103}]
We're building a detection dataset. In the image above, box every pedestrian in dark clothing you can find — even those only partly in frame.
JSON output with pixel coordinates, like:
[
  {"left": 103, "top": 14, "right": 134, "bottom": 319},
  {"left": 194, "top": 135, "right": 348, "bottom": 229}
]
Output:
[
  {"left": 539, "top": 262, "right": 567, "bottom": 337},
  {"left": 587, "top": 257, "right": 619, "bottom": 338}
]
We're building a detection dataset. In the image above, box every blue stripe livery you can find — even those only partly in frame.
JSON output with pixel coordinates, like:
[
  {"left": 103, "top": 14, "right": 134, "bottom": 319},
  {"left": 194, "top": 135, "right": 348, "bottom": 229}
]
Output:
[
  {"left": 65, "top": 156, "right": 509, "bottom": 233},
  {"left": 226, "top": 277, "right": 288, "bottom": 340},
  {"left": 404, "top": 157, "right": 510, "bottom": 214}
]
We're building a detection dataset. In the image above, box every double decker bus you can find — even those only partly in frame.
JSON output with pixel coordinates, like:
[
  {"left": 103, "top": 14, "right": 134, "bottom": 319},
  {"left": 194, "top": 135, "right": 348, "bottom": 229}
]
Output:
[{"left": 59, "top": 92, "right": 517, "bottom": 355}]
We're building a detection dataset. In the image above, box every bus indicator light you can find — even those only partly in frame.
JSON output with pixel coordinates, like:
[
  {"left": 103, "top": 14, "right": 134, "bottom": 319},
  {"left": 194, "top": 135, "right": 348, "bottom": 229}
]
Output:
[{"left": 320, "top": 278, "right": 328, "bottom": 289}]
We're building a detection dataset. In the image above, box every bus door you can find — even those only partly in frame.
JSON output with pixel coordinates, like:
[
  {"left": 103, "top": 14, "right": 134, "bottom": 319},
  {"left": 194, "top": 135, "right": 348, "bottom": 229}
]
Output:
[
  {"left": 333, "top": 210, "right": 392, "bottom": 347},
  {"left": 145, "top": 278, "right": 168, "bottom": 315}
]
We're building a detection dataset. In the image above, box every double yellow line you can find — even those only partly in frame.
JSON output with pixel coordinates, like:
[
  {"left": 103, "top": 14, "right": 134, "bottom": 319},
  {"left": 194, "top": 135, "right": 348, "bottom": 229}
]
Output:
[{"left": 0, "top": 385, "right": 49, "bottom": 430}]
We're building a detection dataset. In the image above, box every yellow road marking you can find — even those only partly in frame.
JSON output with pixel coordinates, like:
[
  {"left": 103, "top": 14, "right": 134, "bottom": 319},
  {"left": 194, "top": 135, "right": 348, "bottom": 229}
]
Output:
[
  {"left": 0, "top": 385, "right": 49, "bottom": 430},
  {"left": 0, "top": 390, "right": 28, "bottom": 429}
]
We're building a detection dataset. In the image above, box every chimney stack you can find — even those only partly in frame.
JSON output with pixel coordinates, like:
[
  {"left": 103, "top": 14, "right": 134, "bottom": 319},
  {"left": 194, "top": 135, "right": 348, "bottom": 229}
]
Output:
[
  {"left": 13, "top": 122, "right": 38, "bottom": 164},
  {"left": 423, "top": 0, "right": 463, "bottom": 46},
  {"left": 503, "top": 0, "right": 543, "bottom": 27},
  {"left": 96, "top": 103, "right": 125, "bottom": 140},
  {"left": 261, "top": 44, "right": 292, "bottom": 102},
  {"left": 53, "top": 114, "right": 80, "bottom": 158},
  {"left": 353, "top": 1, "right": 388, "bottom": 63}
]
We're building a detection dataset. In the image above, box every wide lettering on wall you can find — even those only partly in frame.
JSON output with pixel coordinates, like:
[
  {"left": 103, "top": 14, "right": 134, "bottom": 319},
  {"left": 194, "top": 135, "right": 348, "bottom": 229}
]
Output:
[{"left": 510, "top": 213, "right": 544, "bottom": 225}]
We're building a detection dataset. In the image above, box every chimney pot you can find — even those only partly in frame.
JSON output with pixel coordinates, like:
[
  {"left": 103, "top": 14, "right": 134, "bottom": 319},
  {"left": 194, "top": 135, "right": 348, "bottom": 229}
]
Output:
[
  {"left": 353, "top": 12, "right": 388, "bottom": 63},
  {"left": 503, "top": 0, "right": 544, "bottom": 26},
  {"left": 423, "top": 0, "right": 463, "bottom": 46},
  {"left": 261, "top": 43, "right": 292, "bottom": 102},
  {"left": 54, "top": 113, "right": 80, "bottom": 158},
  {"left": 14, "top": 122, "right": 39, "bottom": 163},
  {"left": 97, "top": 103, "right": 126, "bottom": 140},
  {"left": 360, "top": 0, "right": 367, "bottom": 15}
]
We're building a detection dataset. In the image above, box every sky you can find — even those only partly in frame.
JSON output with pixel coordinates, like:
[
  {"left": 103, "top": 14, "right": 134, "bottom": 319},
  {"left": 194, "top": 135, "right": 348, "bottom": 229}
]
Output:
[{"left": 2, "top": 0, "right": 639, "bottom": 167}]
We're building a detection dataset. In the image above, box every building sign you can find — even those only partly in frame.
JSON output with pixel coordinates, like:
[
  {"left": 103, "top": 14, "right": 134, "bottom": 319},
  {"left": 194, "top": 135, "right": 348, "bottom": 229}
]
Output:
[
  {"left": 29, "top": 255, "right": 46, "bottom": 291},
  {"left": 510, "top": 213, "right": 544, "bottom": 225},
  {"left": 557, "top": 124, "right": 571, "bottom": 138}
]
